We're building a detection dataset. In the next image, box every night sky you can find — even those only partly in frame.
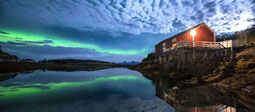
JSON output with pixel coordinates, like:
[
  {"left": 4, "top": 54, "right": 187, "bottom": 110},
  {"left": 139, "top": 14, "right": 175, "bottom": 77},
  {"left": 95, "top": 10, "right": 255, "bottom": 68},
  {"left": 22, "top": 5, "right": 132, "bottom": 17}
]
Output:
[{"left": 0, "top": 0, "right": 254, "bottom": 62}]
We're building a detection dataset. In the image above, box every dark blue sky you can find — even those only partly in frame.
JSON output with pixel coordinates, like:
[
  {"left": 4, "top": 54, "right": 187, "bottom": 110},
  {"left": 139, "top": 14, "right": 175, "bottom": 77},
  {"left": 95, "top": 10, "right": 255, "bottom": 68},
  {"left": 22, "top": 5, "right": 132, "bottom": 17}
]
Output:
[{"left": 0, "top": 0, "right": 254, "bottom": 62}]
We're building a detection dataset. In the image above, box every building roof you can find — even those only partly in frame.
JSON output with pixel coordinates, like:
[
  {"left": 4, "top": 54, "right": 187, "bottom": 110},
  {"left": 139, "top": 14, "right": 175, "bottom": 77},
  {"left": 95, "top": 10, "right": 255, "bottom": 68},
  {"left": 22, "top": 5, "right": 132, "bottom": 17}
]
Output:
[{"left": 155, "top": 22, "right": 214, "bottom": 46}]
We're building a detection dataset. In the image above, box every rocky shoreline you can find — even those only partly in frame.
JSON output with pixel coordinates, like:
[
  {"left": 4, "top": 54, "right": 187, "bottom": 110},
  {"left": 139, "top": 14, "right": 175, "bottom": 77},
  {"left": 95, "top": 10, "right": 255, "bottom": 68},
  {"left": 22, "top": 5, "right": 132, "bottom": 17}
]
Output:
[{"left": 128, "top": 45, "right": 255, "bottom": 111}]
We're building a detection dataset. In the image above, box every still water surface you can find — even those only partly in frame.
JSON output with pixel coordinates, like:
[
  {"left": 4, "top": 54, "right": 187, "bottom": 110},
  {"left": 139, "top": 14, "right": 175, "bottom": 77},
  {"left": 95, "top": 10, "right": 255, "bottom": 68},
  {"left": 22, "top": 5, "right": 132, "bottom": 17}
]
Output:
[{"left": 0, "top": 68, "right": 176, "bottom": 112}]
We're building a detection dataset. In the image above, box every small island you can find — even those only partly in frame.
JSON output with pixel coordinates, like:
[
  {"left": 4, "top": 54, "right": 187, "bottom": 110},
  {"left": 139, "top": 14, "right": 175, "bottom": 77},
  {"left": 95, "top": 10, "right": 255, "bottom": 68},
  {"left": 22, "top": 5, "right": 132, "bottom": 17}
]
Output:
[{"left": 0, "top": 49, "right": 125, "bottom": 81}]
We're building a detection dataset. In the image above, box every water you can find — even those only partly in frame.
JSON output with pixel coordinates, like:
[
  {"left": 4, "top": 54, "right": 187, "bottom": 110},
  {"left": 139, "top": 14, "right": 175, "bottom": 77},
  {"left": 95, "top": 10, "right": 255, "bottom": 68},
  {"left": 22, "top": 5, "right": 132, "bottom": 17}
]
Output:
[
  {"left": 153, "top": 76, "right": 253, "bottom": 112},
  {"left": 0, "top": 68, "right": 176, "bottom": 112}
]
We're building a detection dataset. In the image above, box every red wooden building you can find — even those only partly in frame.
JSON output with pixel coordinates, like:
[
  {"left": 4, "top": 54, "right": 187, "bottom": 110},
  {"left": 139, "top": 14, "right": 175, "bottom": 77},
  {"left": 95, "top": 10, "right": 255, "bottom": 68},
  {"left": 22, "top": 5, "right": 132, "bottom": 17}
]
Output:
[{"left": 155, "top": 22, "right": 216, "bottom": 57}]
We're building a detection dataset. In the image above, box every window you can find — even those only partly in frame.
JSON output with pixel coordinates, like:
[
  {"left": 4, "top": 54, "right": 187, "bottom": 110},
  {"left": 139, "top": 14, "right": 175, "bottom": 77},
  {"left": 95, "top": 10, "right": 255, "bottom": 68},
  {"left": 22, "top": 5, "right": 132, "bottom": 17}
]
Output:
[
  {"left": 162, "top": 42, "right": 166, "bottom": 52},
  {"left": 172, "top": 38, "right": 176, "bottom": 42}
]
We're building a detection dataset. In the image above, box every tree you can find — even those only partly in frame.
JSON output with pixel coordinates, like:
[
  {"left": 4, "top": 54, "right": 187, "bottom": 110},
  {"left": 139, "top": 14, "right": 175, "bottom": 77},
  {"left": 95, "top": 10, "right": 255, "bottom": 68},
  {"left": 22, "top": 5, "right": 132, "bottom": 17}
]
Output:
[{"left": 40, "top": 59, "right": 47, "bottom": 63}]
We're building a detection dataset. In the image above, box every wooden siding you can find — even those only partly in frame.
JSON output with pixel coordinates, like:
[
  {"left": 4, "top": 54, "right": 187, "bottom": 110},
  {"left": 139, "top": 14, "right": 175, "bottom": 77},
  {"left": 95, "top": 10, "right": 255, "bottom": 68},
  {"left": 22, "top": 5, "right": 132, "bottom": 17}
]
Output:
[
  {"left": 155, "top": 44, "right": 163, "bottom": 57},
  {"left": 195, "top": 24, "right": 215, "bottom": 42}
]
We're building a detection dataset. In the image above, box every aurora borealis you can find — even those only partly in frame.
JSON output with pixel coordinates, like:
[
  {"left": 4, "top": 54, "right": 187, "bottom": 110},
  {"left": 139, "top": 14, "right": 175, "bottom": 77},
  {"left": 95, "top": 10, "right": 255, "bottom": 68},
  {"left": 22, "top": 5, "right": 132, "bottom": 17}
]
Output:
[
  {"left": 0, "top": 25, "right": 162, "bottom": 62},
  {"left": 0, "top": 28, "right": 147, "bottom": 55},
  {"left": 0, "top": 0, "right": 254, "bottom": 62}
]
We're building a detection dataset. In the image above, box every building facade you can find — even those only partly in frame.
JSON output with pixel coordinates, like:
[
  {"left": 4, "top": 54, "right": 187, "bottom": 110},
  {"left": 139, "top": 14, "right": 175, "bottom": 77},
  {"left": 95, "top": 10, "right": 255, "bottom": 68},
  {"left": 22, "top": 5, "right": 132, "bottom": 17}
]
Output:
[{"left": 155, "top": 22, "right": 216, "bottom": 58}]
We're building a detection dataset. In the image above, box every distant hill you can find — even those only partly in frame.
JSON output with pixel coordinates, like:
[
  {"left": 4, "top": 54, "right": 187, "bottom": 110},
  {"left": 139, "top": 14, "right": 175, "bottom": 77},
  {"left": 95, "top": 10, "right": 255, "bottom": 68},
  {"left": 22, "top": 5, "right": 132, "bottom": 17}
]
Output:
[
  {"left": 119, "top": 61, "right": 140, "bottom": 65},
  {"left": 41, "top": 59, "right": 115, "bottom": 65},
  {"left": 0, "top": 50, "right": 19, "bottom": 62}
]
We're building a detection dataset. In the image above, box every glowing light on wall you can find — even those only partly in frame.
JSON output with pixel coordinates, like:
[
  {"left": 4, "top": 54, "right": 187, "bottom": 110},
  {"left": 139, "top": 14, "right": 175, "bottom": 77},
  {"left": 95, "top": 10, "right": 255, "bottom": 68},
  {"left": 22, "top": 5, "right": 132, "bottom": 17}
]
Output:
[
  {"left": 190, "top": 30, "right": 196, "bottom": 47},
  {"left": 191, "top": 30, "right": 196, "bottom": 38}
]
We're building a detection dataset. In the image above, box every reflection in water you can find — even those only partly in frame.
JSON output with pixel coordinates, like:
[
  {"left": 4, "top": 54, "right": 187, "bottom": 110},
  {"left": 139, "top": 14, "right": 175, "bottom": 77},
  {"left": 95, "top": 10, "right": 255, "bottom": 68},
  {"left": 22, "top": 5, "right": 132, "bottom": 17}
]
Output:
[
  {"left": 0, "top": 75, "right": 139, "bottom": 100},
  {"left": 148, "top": 75, "right": 254, "bottom": 112},
  {"left": 0, "top": 68, "right": 176, "bottom": 112},
  {"left": 0, "top": 73, "right": 17, "bottom": 82}
]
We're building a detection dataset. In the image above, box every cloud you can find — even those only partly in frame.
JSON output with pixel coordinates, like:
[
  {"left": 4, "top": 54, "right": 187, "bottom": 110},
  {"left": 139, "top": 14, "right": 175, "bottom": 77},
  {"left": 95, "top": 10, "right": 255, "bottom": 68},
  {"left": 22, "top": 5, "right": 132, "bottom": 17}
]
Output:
[{"left": 0, "top": 0, "right": 254, "bottom": 36}]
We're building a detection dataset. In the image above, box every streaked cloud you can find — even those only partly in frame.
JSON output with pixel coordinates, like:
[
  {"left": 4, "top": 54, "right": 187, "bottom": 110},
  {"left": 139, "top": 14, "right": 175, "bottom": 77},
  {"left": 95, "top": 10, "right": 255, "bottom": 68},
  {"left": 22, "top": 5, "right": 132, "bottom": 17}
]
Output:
[{"left": 0, "top": 0, "right": 254, "bottom": 36}]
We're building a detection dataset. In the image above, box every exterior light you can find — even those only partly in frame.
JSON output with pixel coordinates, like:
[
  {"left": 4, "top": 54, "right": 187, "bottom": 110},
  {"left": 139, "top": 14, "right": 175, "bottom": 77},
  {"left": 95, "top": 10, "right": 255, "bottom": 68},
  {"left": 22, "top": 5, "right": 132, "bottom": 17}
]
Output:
[
  {"left": 191, "top": 30, "right": 196, "bottom": 37},
  {"left": 191, "top": 30, "right": 196, "bottom": 47}
]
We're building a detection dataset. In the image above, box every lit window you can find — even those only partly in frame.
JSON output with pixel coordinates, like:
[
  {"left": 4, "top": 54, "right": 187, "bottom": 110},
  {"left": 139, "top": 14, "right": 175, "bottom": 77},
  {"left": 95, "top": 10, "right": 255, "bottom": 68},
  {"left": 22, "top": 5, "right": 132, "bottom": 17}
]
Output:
[
  {"left": 172, "top": 38, "right": 176, "bottom": 42},
  {"left": 162, "top": 42, "right": 166, "bottom": 46}
]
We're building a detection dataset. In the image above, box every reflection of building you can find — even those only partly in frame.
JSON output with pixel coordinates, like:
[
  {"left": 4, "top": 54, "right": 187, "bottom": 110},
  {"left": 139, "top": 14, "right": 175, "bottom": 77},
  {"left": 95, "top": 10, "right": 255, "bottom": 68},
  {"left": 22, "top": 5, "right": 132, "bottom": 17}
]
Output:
[{"left": 186, "top": 104, "right": 236, "bottom": 112}]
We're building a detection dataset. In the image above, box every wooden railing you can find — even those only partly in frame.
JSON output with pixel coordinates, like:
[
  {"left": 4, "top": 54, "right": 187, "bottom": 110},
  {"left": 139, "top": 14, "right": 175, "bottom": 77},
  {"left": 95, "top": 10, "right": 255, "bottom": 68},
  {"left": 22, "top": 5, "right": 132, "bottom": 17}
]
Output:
[
  {"left": 218, "top": 39, "right": 245, "bottom": 48},
  {"left": 163, "top": 40, "right": 222, "bottom": 53}
]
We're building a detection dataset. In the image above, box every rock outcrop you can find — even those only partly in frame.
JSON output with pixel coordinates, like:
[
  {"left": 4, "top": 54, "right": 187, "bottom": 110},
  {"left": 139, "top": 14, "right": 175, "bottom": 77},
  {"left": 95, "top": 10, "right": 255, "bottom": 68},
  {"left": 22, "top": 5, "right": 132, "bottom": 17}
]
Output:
[{"left": 0, "top": 51, "right": 19, "bottom": 62}]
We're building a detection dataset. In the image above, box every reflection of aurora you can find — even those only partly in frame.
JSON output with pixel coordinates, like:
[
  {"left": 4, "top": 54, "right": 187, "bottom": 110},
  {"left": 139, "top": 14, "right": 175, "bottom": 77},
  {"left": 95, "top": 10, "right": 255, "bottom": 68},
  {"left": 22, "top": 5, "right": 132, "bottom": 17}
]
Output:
[
  {"left": 0, "top": 76, "right": 146, "bottom": 100},
  {"left": 0, "top": 28, "right": 147, "bottom": 55}
]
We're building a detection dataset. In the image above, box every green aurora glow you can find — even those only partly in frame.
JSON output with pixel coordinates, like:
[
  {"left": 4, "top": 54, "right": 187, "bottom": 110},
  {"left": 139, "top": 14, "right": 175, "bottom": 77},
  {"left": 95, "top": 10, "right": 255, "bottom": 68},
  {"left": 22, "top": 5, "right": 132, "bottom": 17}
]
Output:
[
  {"left": 0, "top": 28, "right": 148, "bottom": 55},
  {"left": 0, "top": 76, "right": 148, "bottom": 100}
]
